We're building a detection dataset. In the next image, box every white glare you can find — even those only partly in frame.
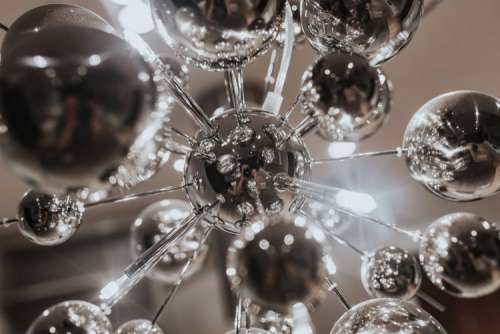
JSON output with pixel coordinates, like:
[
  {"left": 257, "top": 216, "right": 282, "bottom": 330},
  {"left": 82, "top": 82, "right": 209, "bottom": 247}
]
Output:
[
  {"left": 100, "top": 281, "right": 119, "bottom": 300},
  {"left": 335, "top": 190, "right": 377, "bottom": 214},
  {"left": 118, "top": 2, "right": 154, "bottom": 34},
  {"left": 328, "top": 142, "right": 356, "bottom": 158},
  {"left": 174, "top": 159, "right": 185, "bottom": 172}
]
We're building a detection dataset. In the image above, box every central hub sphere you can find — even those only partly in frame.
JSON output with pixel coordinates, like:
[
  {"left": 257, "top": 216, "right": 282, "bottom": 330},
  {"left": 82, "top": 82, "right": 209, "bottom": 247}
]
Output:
[{"left": 184, "top": 109, "right": 311, "bottom": 233}]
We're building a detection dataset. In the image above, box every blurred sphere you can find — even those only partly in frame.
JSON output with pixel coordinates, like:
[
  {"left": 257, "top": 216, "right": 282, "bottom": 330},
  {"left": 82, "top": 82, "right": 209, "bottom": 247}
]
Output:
[
  {"left": 116, "top": 320, "right": 164, "bottom": 334},
  {"left": 301, "top": 0, "right": 423, "bottom": 64},
  {"left": 151, "top": 0, "right": 285, "bottom": 70},
  {"left": 361, "top": 246, "right": 421, "bottom": 300},
  {"left": 27, "top": 300, "right": 112, "bottom": 334},
  {"left": 403, "top": 91, "right": 500, "bottom": 201},
  {"left": 420, "top": 212, "right": 500, "bottom": 298},
  {"left": 330, "top": 298, "right": 446, "bottom": 334},
  {"left": 226, "top": 215, "right": 336, "bottom": 315},
  {"left": 1, "top": 4, "right": 114, "bottom": 59},
  {"left": 185, "top": 109, "right": 311, "bottom": 233},
  {"left": 301, "top": 52, "right": 391, "bottom": 142},
  {"left": 0, "top": 26, "right": 157, "bottom": 193},
  {"left": 131, "top": 199, "right": 209, "bottom": 284},
  {"left": 17, "top": 190, "right": 84, "bottom": 246}
]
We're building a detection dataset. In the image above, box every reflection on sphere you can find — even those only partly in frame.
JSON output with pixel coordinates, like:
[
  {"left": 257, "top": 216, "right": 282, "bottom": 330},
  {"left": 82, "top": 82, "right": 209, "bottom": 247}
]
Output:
[{"left": 116, "top": 319, "right": 164, "bottom": 334}]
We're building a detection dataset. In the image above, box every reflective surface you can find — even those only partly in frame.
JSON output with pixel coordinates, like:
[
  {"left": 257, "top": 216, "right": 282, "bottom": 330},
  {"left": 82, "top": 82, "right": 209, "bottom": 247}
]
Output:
[
  {"left": 226, "top": 216, "right": 336, "bottom": 315},
  {"left": 185, "top": 109, "right": 310, "bottom": 232},
  {"left": 361, "top": 246, "right": 421, "bottom": 300},
  {"left": 330, "top": 298, "right": 446, "bottom": 334},
  {"left": 27, "top": 300, "right": 112, "bottom": 334},
  {"left": 225, "top": 329, "right": 270, "bottom": 334},
  {"left": 0, "top": 26, "right": 157, "bottom": 193},
  {"left": 151, "top": 0, "right": 285, "bottom": 70},
  {"left": 116, "top": 319, "right": 164, "bottom": 334},
  {"left": 301, "top": 52, "right": 391, "bottom": 142},
  {"left": 420, "top": 212, "right": 500, "bottom": 298},
  {"left": 301, "top": 0, "right": 423, "bottom": 64},
  {"left": 403, "top": 91, "right": 500, "bottom": 201},
  {"left": 17, "top": 190, "right": 84, "bottom": 246},
  {"left": 130, "top": 199, "right": 208, "bottom": 284}
]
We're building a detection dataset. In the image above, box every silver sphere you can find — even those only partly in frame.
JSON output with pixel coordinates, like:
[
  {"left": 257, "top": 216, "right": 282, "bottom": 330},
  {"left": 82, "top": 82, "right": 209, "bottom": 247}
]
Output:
[
  {"left": 27, "top": 300, "right": 112, "bottom": 334},
  {"left": 419, "top": 212, "right": 500, "bottom": 298},
  {"left": 17, "top": 190, "right": 84, "bottom": 246},
  {"left": 403, "top": 91, "right": 500, "bottom": 201},
  {"left": 226, "top": 215, "right": 336, "bottom": 315},
  {"left": 361, "top": 246, "right": 421, "bottom": 300},
  {"left": 131, "top": 199, "right": 209, "bottom": 284},
  {"left": 301, "top": 52, "right": 391, "bottom": 142},
  {"left": 151, "top": 0, "right": 286, "bottom": 70},
  {"left": 1, "top": 4, "right": 114, "bottom": 59},
  {"left": 184, "top": 109, "right": 311, "bottom": 233},
  {"left": 330, "top": 298, "right": 446, "bottom": 334},
  {"left": 116, "top": 320, "right": 164, "bottom": 334},
  {"left": 0, "top": 26, "right": 157, "bottom": 193},
  {"left": 301, "top": 0, "right": 423, "bottom": 64}
]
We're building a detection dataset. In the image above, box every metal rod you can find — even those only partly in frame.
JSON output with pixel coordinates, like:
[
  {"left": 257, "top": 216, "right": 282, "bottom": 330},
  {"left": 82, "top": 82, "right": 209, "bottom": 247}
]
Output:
[
  {"left": 417, "top": 290, "right": 446, "bottom": 312},
  {"left": 166, "top": 126, "right": 197, "bottom": 146},
  {"left": 84, "top": 184, "right": 190, "bottom": 209},
  {"left": 264, "top": 49, "right": 278, "bottom": 94},
  {"left": 0, "top": 218, "right": 18, "bottom": 226},
  {"left": 279, "top": 93, "right": 302, "bottom": 126},
  {"left": 234, "top": 297, "right": 250, "bottom": 334},
  {"left": 0, "top": 23, "right": 8, "bottom": 32},
  {"left": 225, "top": 67, "right": 247, "bottom": 116},
  {"left": 277, "top": 115, "right": 318, "bottom": 148},
  {"left": 312, "top": 148, "right": 406, "bottom": 165},
  {"left": 326, "top": 279, "right": 351, "bottom": 310}
]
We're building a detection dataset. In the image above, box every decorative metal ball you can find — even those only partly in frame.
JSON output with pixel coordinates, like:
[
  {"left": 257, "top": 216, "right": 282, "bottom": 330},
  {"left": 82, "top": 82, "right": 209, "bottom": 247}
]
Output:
[
  {"left": 300, "top": 0, "right": 423, "bottom": 64},
  {"left": 0, "top": 26, "right": 157, "bottom": 193},
  {"left": 184, "top": 109, "right": 311, "bottom": 233},
  {"left": 27, "top": 300, "right": 112, "bottom": 334},
  {"left": 301, "top": 52, "right": 391, "bottom": 142},
  {"left": 226, "top": 215, "right": 336, "bottom": 315},
  {"left": 361, "top": 246, "right": 421, "bottom": 300},
  {"left": 130, "top": 199, "right": 209, "bottom": 284},
  {"left": 150, "top": 0, "right": 286, "bottom": 70},
  {"left": 419, "top": 212, "right": 500, "bottom": 298},
  {"left": 1, "top": 4, "right": 114, "bottom": 59},
  {"left": 330, "top": 298, "right": 446, "bottom": 334},
  {"left": 403, "top": 91, "right": 500, "bottom": 201},
  {"left": 116, "top": 320, "right": 164, "bottom": 334},
  {"left": 17, "top": 190, "right": 84, "bottom": 246}
]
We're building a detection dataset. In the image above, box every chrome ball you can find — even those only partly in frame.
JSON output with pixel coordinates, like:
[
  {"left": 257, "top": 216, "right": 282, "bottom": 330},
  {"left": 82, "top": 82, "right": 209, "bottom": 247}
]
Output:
[
  {"left": 330, "top": 298, "right": 446, "bottom": 334},
  {"left": 361, "top": 246, "right": 421, "bottom": 300},
  {"left": 116, "top": 320, "right": 164, "bottom": 334},
  {"left": 301, "top": 52, "right": 391, "bottom": 142},
  {"left": 0, "top": 26, "right": 157, "bottom": 193},
  {"left": 17, "top": 190, "right": 84, "bottom": 246},
  {"left": 403, "top": 91, "right": 500, "bottom": 201},
  {"left": 151, "top": 0, "right": 286, "bottom": 70},
  {"left": 184, "top": 109, "right": 311, "bottom": 233},
  {"left": 419, "top": 212, "right": 500, "bottom": 298},
  {"left": 27, "top": 300, "right": 112, "bottom": 334},
  {"left": 301, "top": 0, "right": 423, "bottom": 64}
]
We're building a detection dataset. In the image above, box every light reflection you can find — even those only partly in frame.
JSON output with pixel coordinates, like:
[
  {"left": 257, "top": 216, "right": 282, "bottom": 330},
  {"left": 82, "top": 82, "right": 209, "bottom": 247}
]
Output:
[
  {"left": 118, "top": 2, "right": 154, "bottom": 34},
  {"left": 328, "top": 142, "right": 356, "bottom": 158},
  {"left": 335, "top": 190, "right": 377, "bottom": 214}
]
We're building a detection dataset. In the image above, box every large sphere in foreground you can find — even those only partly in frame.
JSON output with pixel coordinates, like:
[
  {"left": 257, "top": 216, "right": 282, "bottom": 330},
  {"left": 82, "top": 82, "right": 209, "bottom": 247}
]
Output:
[
  {"left": 330, "top": 298, "right": 446, "bottom": 334},
  {"left": 226, "top": 216, "right": 335, "bottom": 315},
  {"left": 151, "top": 0, "right": 285, "bottom": 70},
  {"left": 420, "top": 212, "right": 500, "bottom": 298},
  {"left": 403, "top": 91, "right": 500, "bottom": 201},
  {"left": 301, "top": 52, "right": 391, "bottom": 142},
  {"left": 116, "top": 320, "right": 164, "bottom": 334},
  {"left": 27, "top": 300, "right": 112, "bottom": 334},
  {"left": 301, "top": 0, "right": 423, "bottom": 64},
  {"left": 184, "top": 109, "right": 311, "bottom": 233},
  {"left": 0, "top": 26, "right": 156, "bottom": 193}
]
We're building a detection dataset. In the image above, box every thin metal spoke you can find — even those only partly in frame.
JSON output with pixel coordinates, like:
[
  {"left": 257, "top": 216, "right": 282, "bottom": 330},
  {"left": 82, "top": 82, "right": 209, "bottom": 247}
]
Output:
[
  {"left": 0, "top": 22, "right": 8, "bottom": 32},
  {"left": 312, "top": 148, "right": 406, "bottom": 165},
  {"left": 326, "top": 278, "right": 351, "bottom": 310},
  {"left": 0, "top": 218, "right": 18, "bottom": 226},
  {"left": 417, "top": 290, "right": 446, "bottom": 312}
]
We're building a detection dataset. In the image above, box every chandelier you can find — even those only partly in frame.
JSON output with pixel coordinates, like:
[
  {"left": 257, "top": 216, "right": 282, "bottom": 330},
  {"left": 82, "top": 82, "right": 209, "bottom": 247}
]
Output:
[{"left": 0, "top": 0, "right": 499, "bottom": 333}]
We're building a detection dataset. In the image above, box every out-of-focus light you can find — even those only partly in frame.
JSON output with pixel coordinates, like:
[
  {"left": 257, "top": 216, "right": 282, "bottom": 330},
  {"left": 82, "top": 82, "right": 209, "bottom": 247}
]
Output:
[
  {"left": 118, "top": 2, "right": 154, "bottom": 34},
  {"left": 328, "top": 142, "right": 356, "bottom": 158},
  {"left": 109, "top": 0, "right": 135, "bottom": 6},
  {"left": 335, "top": 190, "right": 377, "bottom": 214},
  {"left": 174, "top": 159, "right": 185, "bottom": 172},
  {"left": 100, "top": 281, "right": 119, "bottom": 300}
]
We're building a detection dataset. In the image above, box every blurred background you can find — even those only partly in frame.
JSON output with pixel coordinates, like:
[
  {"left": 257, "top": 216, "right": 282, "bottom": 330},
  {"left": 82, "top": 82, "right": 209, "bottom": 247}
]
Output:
[{"left": 0, "top": 0, "right": 500, "bottom": 333}]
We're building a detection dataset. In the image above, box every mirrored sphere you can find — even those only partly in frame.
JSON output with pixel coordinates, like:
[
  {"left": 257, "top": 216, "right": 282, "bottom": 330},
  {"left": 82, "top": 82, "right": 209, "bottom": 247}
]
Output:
[
  {"left": 330, "top": 298, "right": 446, "bottom": 334},
  {"left": 361, "top": 246, "right": 421, "bottom": 300},
  {"left": 301, "top": 0, "right": 423, "bottom": 64},
  {"left": 27, "top": 300, "right": 113, "bottom": 334},
  {"left": 131, "top": 199, "right": 209, "bottom": 284},
  {"left": 1, "top": 4, "right": 114, "bottom": 59},
  {"left": 185, "top": 109, "right": 311, "bottom": 233},
  {"left": 116, "top": 320, "right": 164, "bottom": 334},
  {"left": 226, "top": 215, "right": 335, "bottom": 315},
  {"left": 151, "top": 0, "right": 285, "bottom": 70},
  {"left": 419, "top": 212, "right": 500, "bottom": 298},
  {"left": 0, "top": 26, "right": 157, "bottom": 193},
  {"left": 403, "top": 91, "right": 500, "bottom": 201},
  {"left": 17, "top": 190, "right": 84, "bottom": 246},
  {"left": 301, "top": 52, "right": 391, "bottom": 142}
]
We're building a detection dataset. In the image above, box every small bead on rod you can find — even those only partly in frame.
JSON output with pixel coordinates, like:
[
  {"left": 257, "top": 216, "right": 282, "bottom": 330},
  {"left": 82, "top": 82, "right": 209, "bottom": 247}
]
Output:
[{"left": 311, "top": 147, "right": 406, "bottom": 165}]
